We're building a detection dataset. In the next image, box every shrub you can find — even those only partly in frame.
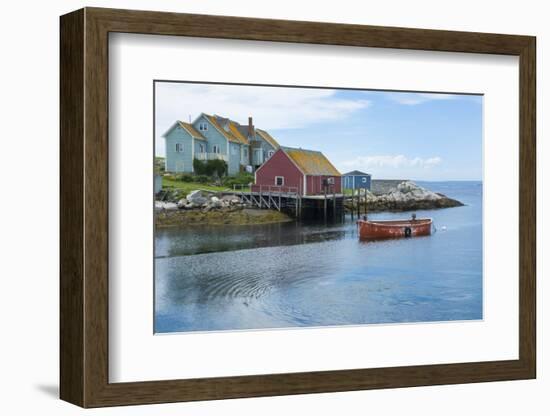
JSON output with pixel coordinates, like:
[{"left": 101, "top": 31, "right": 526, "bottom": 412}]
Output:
[
  {"left": 176, "top": 174, "right": 194, "bottom": 182},
  {"left": 222, "top": 173, "right": 254, "bottom": 189},
  {"left": 208, "top": 159, "right": 228, "bottom": 178},
  {"left": 193, "top": 158, "right": 228, "bottom": 178},
  {"left": 195, "top": 175, "right": 209, "bottom": 184},
  {"left": 193, "top": 158, "right": 208, "bottom": 175},
  {"left": 163, "top": 173, "right": 178, "bottom": 181}
]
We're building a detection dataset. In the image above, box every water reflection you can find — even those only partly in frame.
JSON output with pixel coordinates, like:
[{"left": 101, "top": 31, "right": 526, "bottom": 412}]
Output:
[{"left": 155, "top": 182, "right": 483, "bottom": 333}]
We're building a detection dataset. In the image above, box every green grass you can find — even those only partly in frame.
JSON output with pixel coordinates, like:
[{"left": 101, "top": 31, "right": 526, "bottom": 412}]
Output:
[
  {"left": 231, "top": 185, "right": 251, "bottom": 192},
  {"left": 162, "top": 178, "right": 230, "bottom": 194}
]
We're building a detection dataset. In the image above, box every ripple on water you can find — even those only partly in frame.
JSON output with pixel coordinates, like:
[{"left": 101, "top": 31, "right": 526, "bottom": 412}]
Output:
[{"left": 155, "top": 183, "right": 483, "bottom": 332}]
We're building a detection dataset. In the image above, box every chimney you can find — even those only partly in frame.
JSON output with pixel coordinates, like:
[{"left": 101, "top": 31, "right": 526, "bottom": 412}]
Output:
[{"left": 248, "top": 116, "right": 254, "bottom": 138}]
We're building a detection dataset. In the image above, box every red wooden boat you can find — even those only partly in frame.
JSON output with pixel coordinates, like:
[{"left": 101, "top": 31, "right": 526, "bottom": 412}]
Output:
[{"left": 357, "top": 214, "right": 432, "bottom": 240}]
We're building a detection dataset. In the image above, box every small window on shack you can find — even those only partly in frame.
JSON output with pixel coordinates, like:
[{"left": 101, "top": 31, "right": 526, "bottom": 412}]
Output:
[
  {"left": 327, "top": 177, "right": 335, "bottom": 185},
  {"left": 175, "top": 143, "right": 183, "bottom": 153},
  {"left": 275, "top": 176, "right": 284, "bottom": 186}
]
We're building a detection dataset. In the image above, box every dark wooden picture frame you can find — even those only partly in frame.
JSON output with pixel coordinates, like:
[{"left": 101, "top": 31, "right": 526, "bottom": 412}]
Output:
[{"left": 60, "top": 7, "right": 536, "bottom": 408}]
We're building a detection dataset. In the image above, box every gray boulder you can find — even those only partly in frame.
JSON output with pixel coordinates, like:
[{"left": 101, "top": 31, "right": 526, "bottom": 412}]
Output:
[
  {"left": 395, "top": 181, "right": 442, "bottom": 201},
  {"left": 209, "top": 196, "right": 223, "bottom": 208},
  {"left": 155, "top": 201, "right": 178, "bottom": 211},
  {"left": 177, "top": 198, "right": 187, "bottom": 209},
  {"left": 186, "top": 190, "right": 208, "bottom": 205}
]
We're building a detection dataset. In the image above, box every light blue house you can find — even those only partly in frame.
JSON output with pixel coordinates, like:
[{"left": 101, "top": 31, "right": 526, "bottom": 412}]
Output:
[
  {"left": 343, "top": 170, "right": 372, "bottom": 191},
  {"left": 162, "top": 113, "right": 280, "bottom": 175}
]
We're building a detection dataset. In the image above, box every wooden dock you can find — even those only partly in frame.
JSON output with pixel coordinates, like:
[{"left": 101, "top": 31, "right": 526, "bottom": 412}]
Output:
[{"left": 230, "top": 185, "right": 344, "bottom": 221}]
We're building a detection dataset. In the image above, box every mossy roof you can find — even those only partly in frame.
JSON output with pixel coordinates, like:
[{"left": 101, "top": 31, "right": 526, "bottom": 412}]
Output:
[
  {"left": 177, "top": 121, "right": 207, "bottom": 141},
  {"left": 282, "top": 147, "right": 341, "bottom": 176},
  {"left": 205, "top": 115, "right": 249, "bottom": 145},
  {"left": 256, "top": 129, "right": 280, "bottom": 149}
]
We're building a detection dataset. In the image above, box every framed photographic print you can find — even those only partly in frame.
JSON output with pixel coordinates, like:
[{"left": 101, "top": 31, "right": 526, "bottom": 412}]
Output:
[{"left": 60, "top": 7, "right": 536, "bottom": 408}]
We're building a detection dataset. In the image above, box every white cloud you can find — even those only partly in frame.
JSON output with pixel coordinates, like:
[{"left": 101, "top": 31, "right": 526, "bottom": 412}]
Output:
[
  {"left": 156, "top": 83, "right": 370, "bottom": 131},
  {"left": 155, "top": 83, "right": 371, "bottom": 155},
  {"left": 385, "top": 92, "right": 458, "bottom": 105},
  {"left": 342, "top": 154, "right": 442, "bottom": 169}
]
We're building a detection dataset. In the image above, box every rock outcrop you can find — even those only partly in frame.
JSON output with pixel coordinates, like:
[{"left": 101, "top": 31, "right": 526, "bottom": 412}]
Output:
[
  {"left": 348, "top": 181, "right": 463, "bottom": 212},
  {"left": 186, "top": 190, "right": 208, "bottom": 205},
  {"left": 155, "top": 190, "right": 250, "bottom": 213},
  {"left": 154, "top": 201, "right": 178, "bottom": 211},
  {"left": 155, "top": 181, "right": 463, "bottom": 221}
]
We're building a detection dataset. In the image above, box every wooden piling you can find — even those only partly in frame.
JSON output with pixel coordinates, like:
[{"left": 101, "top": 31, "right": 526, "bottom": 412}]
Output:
[
  {"left": 350, "top": 190, "right": 354, "bottom": 221},
  {"left": 333, "top": 186, "right": 336, "bottom": 220},
  {"left": 323, "top": 187, "right": 327, "bottom": 222},
  {"left": 365, "top": 189, "right": 368, "bottom": 220},
  {"left": 358, "top": 189, "right": 361, "bottom": 216}
]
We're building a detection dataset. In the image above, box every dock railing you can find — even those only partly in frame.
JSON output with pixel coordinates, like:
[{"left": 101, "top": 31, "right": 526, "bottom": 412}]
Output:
[{"left": 232, "top": 184, "right": 300, "bottom": 212}]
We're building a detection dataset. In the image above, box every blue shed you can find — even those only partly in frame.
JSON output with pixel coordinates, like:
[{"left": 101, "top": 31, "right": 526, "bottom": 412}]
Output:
[{"left": 343, "top": 170, "right": 372, "bottom": 190}]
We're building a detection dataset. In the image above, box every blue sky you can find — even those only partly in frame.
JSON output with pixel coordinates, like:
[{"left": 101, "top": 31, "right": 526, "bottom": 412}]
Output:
[{"left": 155, "top": 82, "right": 482, "bottom": 181}]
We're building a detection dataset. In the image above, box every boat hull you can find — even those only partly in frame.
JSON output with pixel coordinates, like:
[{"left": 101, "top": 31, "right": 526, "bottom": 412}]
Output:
[{"left": 357, "top": 218, "right": 432, "bottom": 240}]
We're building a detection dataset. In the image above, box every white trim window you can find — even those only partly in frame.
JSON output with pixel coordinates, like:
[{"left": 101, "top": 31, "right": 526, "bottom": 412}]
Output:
[
  {"left": 275, "top": 176, "right": 285, "bottom": 186},
  {"left": 175, "top": 143, "right": 184, "bottom": 153},
  {"left": 267, "top": 150, "right": 275, "bottom": 158},
  {"left": 199, "top": 143, "right": 205, "bottom": 153},
  {"left": 198, "top": 122, "right": 208, "bottom": 131},
  {"left": 327, "top": 177, "right": 335, "bottom": 185},
  {"left": 212, "top": 145, "right": 220, "bottom": 154}
]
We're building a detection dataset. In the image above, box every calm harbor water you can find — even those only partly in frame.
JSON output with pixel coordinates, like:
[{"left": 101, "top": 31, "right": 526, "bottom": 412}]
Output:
[{"left": 155, "top": 181, "right": 483, "bottom": 333}]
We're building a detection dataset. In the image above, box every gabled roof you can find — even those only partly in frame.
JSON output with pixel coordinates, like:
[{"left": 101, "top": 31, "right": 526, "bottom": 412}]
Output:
[
  {"left": 177, "top": 121, "right": 206, "bottom": 141},
  {"left": 343, "top": 170, "right": 370, "bottom": 176},
  {"left": 256, "top": 129, "right": 280, "bottom": 149},
  {"left": 204, "top": 114, "right": 249, "bottom": 145},
  {"left": 227, "top": 120, "right": 249, "bottom": 145},
  {"left": 185, "top": 112, "right": 282, "bottom": 147},
  {"left": 161, "top": 121, "right": 206, "bottom": 140},
  {"left": 281, "top": 147, "right": 341, "bottom": 176}
]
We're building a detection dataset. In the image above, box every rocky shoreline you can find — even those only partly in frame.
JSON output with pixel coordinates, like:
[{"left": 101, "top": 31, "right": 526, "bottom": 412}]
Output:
[
  {"left": 155, "top": 190, "right": 293, "bottom": 227},
  {"left": 155, "top": 181, "right": 463, "bottom": 227},
  {"left": 156, "top": 207, "right": 292, "bottom": 228},
  {"left": 347, "top": 181, "right": 464, "bottom": 212}
]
